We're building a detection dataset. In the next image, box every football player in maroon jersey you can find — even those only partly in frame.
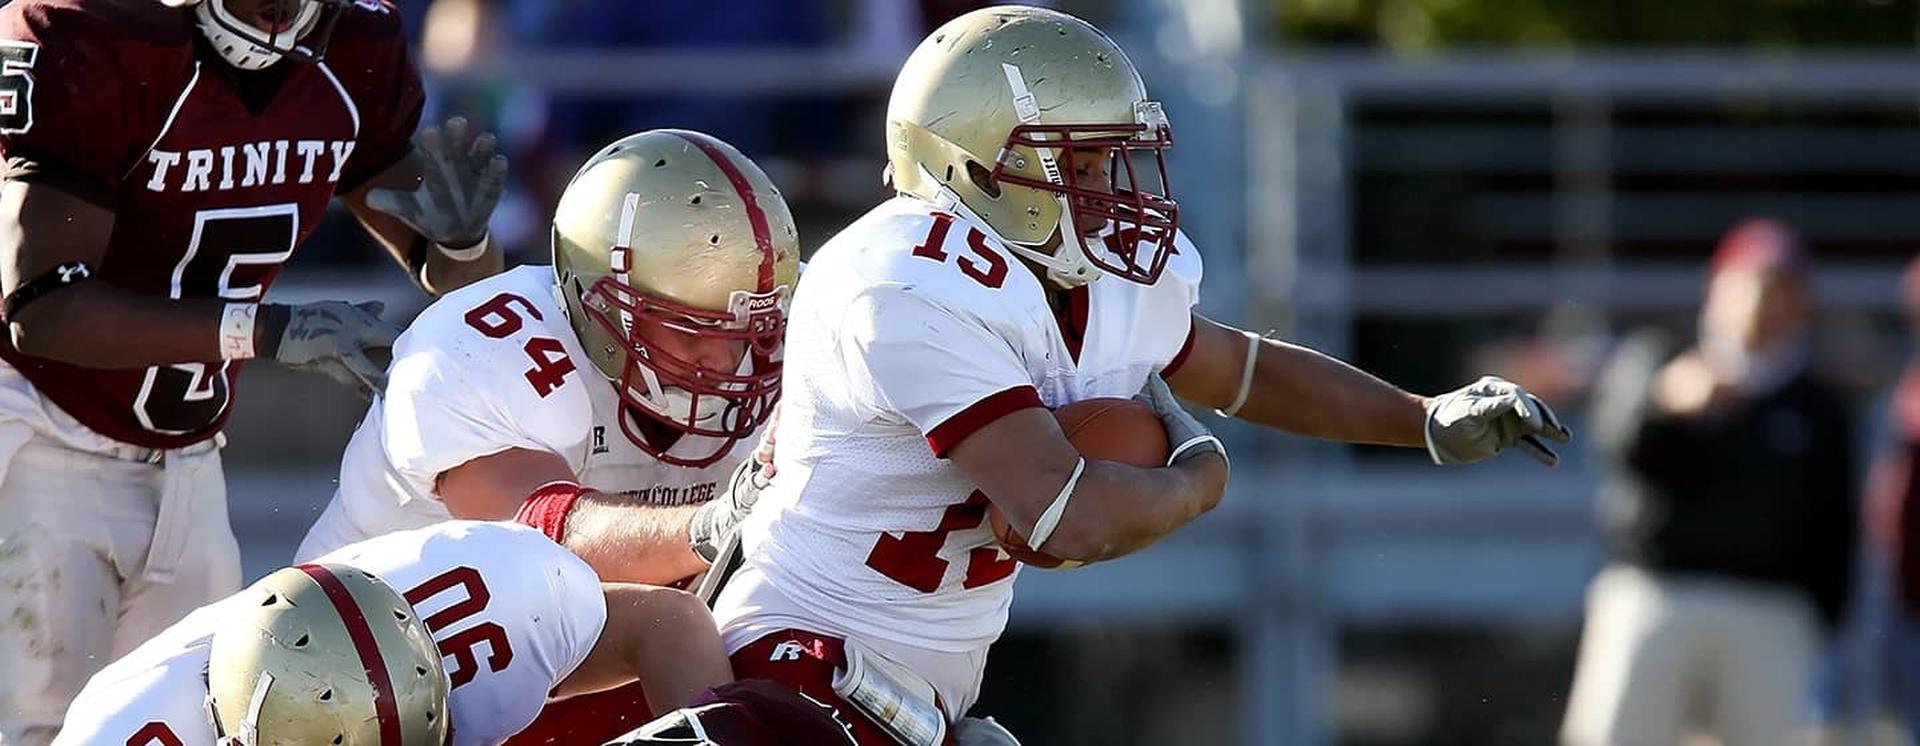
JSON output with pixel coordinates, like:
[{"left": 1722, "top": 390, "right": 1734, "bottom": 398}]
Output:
[{"left": 0, "top": 0, "right": 507, "bottom": 741}]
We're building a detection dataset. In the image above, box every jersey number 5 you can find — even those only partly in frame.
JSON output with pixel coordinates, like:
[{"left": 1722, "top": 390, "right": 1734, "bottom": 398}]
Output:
[
  {"left": 464, "top": 292, "right": 578, "bottom": 397},
  {"left": 403, "top": 566, "right": 516, "bottom": 689},
  {"left": 0, "top": 41, "right": 37, "bottom": 134}
]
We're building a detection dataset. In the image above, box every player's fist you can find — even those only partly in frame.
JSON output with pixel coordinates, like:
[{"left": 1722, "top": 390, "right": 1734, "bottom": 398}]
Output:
[
  {"left": 367, "top": 116, "right": 509, "bottom": 254},
  {"left": 259, "top": 301, "right": 403, "bottom": 397},
  {"left": 1135, "top": 374, "right": 1228, "bottom": 472},
  {"left": 1424, "top": 375, "right": 1573, "bottom": 466},
  {"left": 690, "top": 458, "right": 764, "bottom": 565}
]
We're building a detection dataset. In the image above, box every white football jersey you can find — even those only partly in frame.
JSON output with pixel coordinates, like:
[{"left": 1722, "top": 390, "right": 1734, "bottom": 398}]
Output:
[
  {"left": 299, "top": 266, "right": 752, "bottom": 560},
  {"left": 58, "top": 521, "right": 605, "bottom": 746},
  {"left": 713, "top": 194, "right": 1200, "bottom": 713}
]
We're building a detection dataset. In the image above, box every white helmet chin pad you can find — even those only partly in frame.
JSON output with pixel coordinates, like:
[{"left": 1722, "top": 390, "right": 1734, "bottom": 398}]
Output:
[
  {"left": 621, "top": 352, "right": 754, "bottom": 428},
  {"left": 1001, "top": 200, "right": 1105, "bottom": 289},
  {"left": 194, "top": 0, "right": 321, "bottom": 71}
]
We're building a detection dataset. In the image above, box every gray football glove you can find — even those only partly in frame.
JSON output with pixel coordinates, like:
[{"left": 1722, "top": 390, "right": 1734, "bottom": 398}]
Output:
[
  {"left": 1424, "top": 375, "right": 1573, "bottom": 466},
  {"left": 364, "top": 116, "right": 508, "bottom": 250},
  {"left": 690, "top": 457, "right": 764, "bottom": 565},
  {"left": 1136, "top": 374, "right": 1228, "bottom": 471},
  {"left": 259, "top": 301, "right": 403, "bottom": 396}
]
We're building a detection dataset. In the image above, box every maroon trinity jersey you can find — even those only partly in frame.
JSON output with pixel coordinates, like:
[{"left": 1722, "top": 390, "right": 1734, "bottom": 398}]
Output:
[{"left": 0, "top": 0, "right": 422, "bottom": 449}]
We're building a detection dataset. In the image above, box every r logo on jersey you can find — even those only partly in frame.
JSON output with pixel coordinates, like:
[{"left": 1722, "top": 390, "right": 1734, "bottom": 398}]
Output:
[
  {"left": 769, "top": 641, "right": 807, "bottom": 662},
  {"left": 592, "top": 425, "right": 609, "bottom": 455}
]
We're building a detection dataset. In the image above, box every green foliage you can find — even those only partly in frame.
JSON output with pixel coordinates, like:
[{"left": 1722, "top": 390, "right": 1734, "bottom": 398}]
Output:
[{"left": 1277, "top": 0, "right": 1920, "bottom": 50}]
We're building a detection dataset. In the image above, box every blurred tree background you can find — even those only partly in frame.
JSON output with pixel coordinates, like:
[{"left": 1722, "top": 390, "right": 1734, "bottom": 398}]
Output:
[{"left": 1277, "top": 0, "right": 1920, "bottom": 50}]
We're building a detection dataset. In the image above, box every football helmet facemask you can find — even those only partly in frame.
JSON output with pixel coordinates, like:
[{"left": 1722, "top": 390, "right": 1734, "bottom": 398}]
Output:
[
  {"left": 552, "top": 129, "right": 800, "bottom": 468},
  {"left": 887, "top": 6, "right": 1177, "bottom": 288},
  {"left": 192, "top": 0, "right": 356, "bottom": 71}
]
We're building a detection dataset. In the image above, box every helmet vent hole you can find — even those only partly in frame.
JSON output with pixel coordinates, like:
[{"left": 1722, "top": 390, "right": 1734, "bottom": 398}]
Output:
[
  {"left": 709, "top": 234, "right": 720, "bottom": 245},
  {"left": 416, "top": 665, "right": 430, "bottom": 678},
  {"left": 654, "top": 159, "right": 667, "bottom": 168},
  {"left": 966, "top": 161, "right": 1001, "bottom": 198},
  {"left": 260, "top": 593, "right": 277, "bottom": 606},
  {"left": 427, "top": 710, "right": 438, "bottom": 723},
  {"left": 332, "top": 737, "right": 344, "bottom": 745},
  {"left": 690, "top": 195, "right": 702, "bottom": 205},
  {"left": 292, "top": 633, "right": 310, "bottom": 648},
  {"left": 393, "top": 609, "right": 409, "bottom": 623},
  {"left": 943, "top": 165, "right": 954, "bottom": 182},
  {"left": 319, "top": 688, "right": 333, "bottom": 702}
]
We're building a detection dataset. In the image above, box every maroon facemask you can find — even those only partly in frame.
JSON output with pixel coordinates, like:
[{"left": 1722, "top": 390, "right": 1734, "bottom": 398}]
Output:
[
  {"left": 581, "top": 275, "right": 786, "bottom": 468},
  {"left": 989, "top": 101, "right": 1179, "bottom": 285}
]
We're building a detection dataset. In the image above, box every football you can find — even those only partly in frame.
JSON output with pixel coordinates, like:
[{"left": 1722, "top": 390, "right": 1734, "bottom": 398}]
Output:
[{"left": 988, "top": 397, "right": 1170, "bottom": 569}]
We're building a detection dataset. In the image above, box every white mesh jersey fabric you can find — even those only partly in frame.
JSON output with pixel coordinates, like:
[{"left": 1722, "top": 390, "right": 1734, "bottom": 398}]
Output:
[{"left": 715, "top": 195, "right": 1202, "bottom": 707}]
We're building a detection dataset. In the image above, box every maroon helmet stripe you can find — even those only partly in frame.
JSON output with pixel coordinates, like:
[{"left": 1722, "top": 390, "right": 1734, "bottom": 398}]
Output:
[
  {"left": 296, "top": 564, "right": 403, "bottom": 744},
  {"left": 671, "top": 131, "right": 776, "bottom": 293}
]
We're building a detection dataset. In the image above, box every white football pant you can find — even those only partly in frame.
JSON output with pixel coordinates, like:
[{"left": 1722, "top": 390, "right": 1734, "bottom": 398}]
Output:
[{"left": 0, "top": 362, "right": 240, "bottom": 745}]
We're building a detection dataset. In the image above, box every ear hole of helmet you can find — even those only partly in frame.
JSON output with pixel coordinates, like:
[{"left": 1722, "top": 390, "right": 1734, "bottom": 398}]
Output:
[{"left": 966, "top": 161, "right": 1001, "bottom": 198}]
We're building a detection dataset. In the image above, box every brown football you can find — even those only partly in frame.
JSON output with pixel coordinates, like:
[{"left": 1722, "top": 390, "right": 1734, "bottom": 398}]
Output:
[{"left": 988, "top": 397, "right": 1170, "bottom": 569}]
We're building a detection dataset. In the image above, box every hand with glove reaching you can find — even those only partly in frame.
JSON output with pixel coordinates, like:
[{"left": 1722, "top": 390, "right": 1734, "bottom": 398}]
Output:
[
  {"left": 366, "top": 116, "right": 508, "bottom": 256},
  {"left": 689, "top": 457, "right": 765, "bottom": 566},
  {"left": 1424, "top": 375, "right": 1573, "bottom": 466},
  {"left": 1137, "top": 373, "right": 1229, "bottom": 473},
  {"left": 257, "top": 301, "right": 403, "bottom": 397}
]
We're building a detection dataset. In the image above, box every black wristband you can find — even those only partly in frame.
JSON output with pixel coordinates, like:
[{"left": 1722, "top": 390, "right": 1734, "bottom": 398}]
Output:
[
  {"left": 3, "top": 261, "right": 93, "bottom": 321},
  {"left": 255, "top": 303, "right": 293, "bottom": 360}
]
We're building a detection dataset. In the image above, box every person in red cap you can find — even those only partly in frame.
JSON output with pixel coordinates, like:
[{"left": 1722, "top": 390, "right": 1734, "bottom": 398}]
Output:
[{"left": 1562, "top": 218, "right": 1859, "bottom": 746}]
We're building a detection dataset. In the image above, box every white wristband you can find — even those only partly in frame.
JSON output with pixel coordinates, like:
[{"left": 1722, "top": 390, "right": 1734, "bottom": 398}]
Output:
[
  {"left": 219, "top": 303, "right": 258, "bottom": 360},
  {"left": 1214, "top": 330, "right": 1262, "bottom": 418},
  {"left": 434, "top": 231, "right": 491, "bottom": 262},
  {"left": 1026, "top": 457, "right": 1085, "bottom": 550}
]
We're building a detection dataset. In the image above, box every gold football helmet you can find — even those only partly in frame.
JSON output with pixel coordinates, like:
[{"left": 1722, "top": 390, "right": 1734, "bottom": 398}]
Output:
[
  {"left": 552, "top": 129, "right": 800, "bottom": 467},
  {"left": 886, "top": 5, "right": 1178, "bottom": 288},
  {"left": 207, "top": 564, "right": 449, "bottom": 745}
]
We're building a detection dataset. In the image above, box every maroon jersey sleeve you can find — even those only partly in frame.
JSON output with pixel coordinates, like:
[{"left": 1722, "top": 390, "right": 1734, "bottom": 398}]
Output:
[
  {"left": 326, "top": 0, "right": 424, "bottom": 194},
  {"left": 0, "top": 0, "right": 189, "bottom": 205}
]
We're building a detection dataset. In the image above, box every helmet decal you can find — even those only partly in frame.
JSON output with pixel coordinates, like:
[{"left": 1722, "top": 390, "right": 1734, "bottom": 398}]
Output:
[{"left": 296, "top": 564, "right": 403, "bottom": 743}]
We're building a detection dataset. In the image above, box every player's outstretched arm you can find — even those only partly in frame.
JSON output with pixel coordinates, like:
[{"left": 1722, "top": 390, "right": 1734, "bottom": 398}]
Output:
[
  {"left": 3, "top": 181, "right": 399, "bottom": 394},
  {"left": 437, "top": 447, "right": 710, "bottom": 585},
  {"left": 1167, "top": 314, "right": 1571, "bottom": 466},
  {"left": 550, "top": 584, "right": 733, "bottom": 709},
  {"left": 948, "top": 407, "right": 1227, "bottom": 564},
  {"left": 344, "top": 116, "right": 507, "bottom": 296}
]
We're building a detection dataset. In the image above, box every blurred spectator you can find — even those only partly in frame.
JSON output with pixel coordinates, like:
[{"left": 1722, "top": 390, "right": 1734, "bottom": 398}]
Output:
[
  {"left": 1868, "top": 256, "right": 1920, "bottom": 735},
  {"left": 1562, "top": 219, "right": 1859, "bottom": 746}
]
